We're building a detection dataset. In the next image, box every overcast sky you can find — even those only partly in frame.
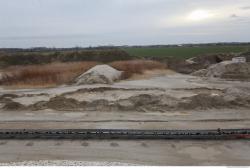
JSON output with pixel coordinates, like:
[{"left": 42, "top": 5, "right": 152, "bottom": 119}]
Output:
[{"left": 0, "top": 0, "right": 250, "bottom": 48}]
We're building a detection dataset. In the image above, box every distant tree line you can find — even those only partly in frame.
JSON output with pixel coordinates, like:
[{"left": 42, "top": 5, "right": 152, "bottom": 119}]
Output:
[{"left": 0, "top": 49, "right": 134, "bottom": 67}]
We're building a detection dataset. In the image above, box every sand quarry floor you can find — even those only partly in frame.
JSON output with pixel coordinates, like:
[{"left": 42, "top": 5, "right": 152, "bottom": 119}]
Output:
[
  {"left": 0, "top": 140, "right": 250, "bottom": 166},
  {"left": 0, "top": 72, "right": 250, "bottom": 165}
]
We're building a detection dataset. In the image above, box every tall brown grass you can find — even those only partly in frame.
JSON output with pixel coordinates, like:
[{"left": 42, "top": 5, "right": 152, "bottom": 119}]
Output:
[
  {"left": 109, "top": 60, "right": 166, "bottom": 79},
  {"left": 0, "top": 60, "right": 166, "bottom": 88},
  {"left": 0, "top": 61, "right": 98, "bottom": 88}
]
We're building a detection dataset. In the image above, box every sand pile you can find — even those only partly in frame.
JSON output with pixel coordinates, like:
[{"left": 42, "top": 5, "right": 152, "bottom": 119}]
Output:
[
  {"left": 167, "top": 53, "right": 236, "bottom": 74},
  {"left": 75, "top": 65, "right": 122, "bottom": 85},
  {"left": 188, "top": 53, "right": 236, "bottom": 66},
  {"left": 192, "top": 61, "right": 250, "bottom": 80}
]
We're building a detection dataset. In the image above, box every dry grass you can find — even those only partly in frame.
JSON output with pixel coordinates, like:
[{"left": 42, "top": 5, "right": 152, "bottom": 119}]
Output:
[
  {"left": 128, "top": 69, "right": 176, "bottom": 80},
  {"left": 0, "top": 60, "right": 166, "bottom": 88},
  {"left": 109, "top": 60, "right": 166, "bottom": 79},
  {"left": 0, "top": 61, "right": 98, "bottom": 88}
]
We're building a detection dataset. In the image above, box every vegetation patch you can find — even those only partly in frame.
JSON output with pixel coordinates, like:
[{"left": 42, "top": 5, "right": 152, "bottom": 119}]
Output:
[
  {"left": 0, "top": 61, "right": 98, "bottom": 87},
  {"left": 109, "top": 60, "right": 166, "bottom": 79},
  {"left": 0, "top": 60, "right": 166, "bottom": 88},
  {"left": 0, "top": 49, "right": 133, "bottom": 67},
  {"left": 123, "top": 45, "right": 250, "bottom": 59}
]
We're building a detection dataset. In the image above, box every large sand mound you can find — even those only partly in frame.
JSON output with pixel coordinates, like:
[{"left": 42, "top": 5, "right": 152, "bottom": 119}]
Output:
[
  {"left": 192, "top": 61, "right": 250, "bottom": 80},
  {"left": 75, "top": 65, "right": 122, "bottom": 85}
]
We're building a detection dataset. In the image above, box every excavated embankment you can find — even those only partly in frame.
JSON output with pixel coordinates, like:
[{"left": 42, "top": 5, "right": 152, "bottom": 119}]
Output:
[{"left": 1, "top": 86, "right": 250, "bottom": 112}]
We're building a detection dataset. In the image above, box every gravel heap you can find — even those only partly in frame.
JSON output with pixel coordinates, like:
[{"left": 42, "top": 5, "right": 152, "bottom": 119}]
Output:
[
  {"left": 192, "top": 61, "right": 250, "bottom": 80},
  {"left": 75, "top": 65, "right": 122, "bottom": 85}
]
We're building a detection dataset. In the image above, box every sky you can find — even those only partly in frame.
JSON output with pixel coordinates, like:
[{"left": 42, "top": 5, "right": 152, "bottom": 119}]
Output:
[{"left": 0, "top": 0, "right": 250, "bottom": 48}]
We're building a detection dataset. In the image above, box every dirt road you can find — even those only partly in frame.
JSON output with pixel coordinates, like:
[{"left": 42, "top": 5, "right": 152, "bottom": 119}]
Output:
[
  {"left": 0, "top": 109, "right": 249, "bottom": 129},
  {"left": 0, "top": 139, "right": 249, "bottom": 166}
]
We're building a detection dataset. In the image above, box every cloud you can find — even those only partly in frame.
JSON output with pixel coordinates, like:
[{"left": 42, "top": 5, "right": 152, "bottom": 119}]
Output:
[
  {"left": 230, "top": 14, "right": 238, "bottom": 18},
  {"left": 0, "top": 0, "right": 250, "bottom": 47},
  {"left": 241, "top": 6, "right": 250, "bottom": 10}
]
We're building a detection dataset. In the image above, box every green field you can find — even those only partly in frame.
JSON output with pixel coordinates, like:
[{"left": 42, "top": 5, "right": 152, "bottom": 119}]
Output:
[{"left": 123, "top": 45, "right": 250, "bottom": 59}]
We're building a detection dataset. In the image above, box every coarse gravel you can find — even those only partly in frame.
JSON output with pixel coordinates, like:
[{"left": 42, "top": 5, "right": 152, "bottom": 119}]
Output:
[{"left": 0, "top": 160, "right": 141, "bottom": 166}]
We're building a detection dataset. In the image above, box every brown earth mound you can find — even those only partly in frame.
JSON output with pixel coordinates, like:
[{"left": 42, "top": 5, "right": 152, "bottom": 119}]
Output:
[
  {"left": 238, "top": 52, "right": 250, "bottom": 62},
  {"left": 164, "top": 53, "right": 237, "bottom": 74},
  {"left": 1, "top": 86, "right": 250, "bottom": 111},
  {"left": 192, "top": 61, "right": 250, "bottom": 80},
  {"left": 3, "top": 101, "right": 25, "bottom": 110}
]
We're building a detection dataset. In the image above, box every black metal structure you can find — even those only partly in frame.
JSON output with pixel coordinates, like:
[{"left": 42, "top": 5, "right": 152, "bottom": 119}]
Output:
[{"left": 0, "top": 129, "right": 249, "bottom": 140}]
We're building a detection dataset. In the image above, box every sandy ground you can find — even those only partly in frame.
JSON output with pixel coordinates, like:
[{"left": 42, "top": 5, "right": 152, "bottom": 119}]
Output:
[
  {"left": 0, "top": 160, "right": 139, "bottom": 166},
  {"left": 0, "top": 73, "right": 249, "bottom": 130},
  {"left": 1, "top": 73, "right": 250, "bottom": 113},
  {"left": 0, "top": 109, "right": 249, "bottom": 129},
  {"left": 0, "top": 73, "right": 250, "bottom": 165},
  {"left": 0, "top": 139, "right": 249, "bottom": 166},
  {"left": 128, "top": 69, "right": 176, "bottom": 80},
  {"left": 1, "top": 73, "right": 248, "bottom": 95}
]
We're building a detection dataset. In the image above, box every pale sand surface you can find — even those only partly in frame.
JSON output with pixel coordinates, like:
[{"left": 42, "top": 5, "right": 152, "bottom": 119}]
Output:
[{"left": 0, "top": 140, "right": 249, "bottom": 166}]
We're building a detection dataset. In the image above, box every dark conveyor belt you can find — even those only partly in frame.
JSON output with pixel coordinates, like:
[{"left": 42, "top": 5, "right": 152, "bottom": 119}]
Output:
[{"left": 0, "top": 129, "right": 250, "bottom": 140}]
